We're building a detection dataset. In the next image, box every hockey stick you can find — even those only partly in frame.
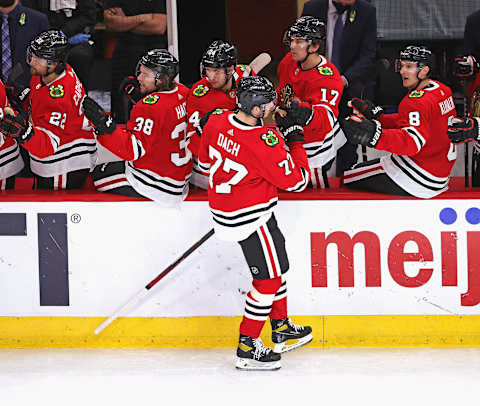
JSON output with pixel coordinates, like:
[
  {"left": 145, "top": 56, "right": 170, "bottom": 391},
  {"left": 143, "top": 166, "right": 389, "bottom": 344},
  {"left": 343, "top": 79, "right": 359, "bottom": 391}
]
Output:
[
  {"left": 245, "top": 52, "right": 272, "bottom": 76},
  {"left": 94, "top": 228, "right": 215, "bottom": 335},
  {"left": 462, "top": 80, "right": 470, "bottom": 187}
]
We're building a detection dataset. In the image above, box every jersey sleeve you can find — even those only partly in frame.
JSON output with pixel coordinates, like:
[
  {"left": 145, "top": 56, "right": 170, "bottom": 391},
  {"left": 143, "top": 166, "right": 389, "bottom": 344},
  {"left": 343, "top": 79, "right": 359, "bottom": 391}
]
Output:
[
  {"left": 378, "top": 112, "right": 401, "bottom": 129},
  {"left": 186, "top": 91, "right": 203, "bottom": 157}
]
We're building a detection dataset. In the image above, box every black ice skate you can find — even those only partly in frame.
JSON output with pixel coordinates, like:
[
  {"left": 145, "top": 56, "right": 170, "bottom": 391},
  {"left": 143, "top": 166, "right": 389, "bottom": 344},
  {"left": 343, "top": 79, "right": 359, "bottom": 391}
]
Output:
[
  {"left": 235, "top": 334, "right": 281, "bottom": 371},
  {"left": 271, "top": 318, "right": 313, "bottom": 353}
]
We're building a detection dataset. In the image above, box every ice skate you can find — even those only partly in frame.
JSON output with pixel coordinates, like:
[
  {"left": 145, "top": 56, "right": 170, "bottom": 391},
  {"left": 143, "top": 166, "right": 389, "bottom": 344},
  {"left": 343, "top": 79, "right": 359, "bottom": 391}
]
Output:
[
  {"left": 271, "top": 318, "right": 313, "bottom": 353},
  {"left": 235, "top": 335, "right": 281, "bottom": 371}
]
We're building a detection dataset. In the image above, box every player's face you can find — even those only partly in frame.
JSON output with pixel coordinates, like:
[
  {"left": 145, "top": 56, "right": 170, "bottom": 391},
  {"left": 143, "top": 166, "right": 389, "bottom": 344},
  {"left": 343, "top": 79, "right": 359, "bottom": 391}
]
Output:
[
  {"left": 27, "top": 53, "right": 49, "bottom": 76},
  {"left": 289, "top": 37, "right": 309, "bottom": 61},
  {"left": 205, "top": 67, "right": 231, "bottom": 89},
  {"left": 137, "top": 65, "right": 157, "bottom": 94},
  {"left": 399, "top": 60, "right": 421, "bottom": 89},
  {"left": 262, "top": 100, "right": 276, "bottom": 117}
]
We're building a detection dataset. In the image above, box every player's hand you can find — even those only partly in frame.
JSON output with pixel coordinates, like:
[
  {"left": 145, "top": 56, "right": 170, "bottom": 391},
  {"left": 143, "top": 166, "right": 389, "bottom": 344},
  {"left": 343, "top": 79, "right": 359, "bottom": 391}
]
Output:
[
  {"left": 341, "top": 115, "right": 382, "bottom": 148},
  {"left": 82, "top": 96, "right": 116, "bottom": 135},
  {"left": 447, "top": 117, "right": 480, "bottom": 143},
  {"left": 289, "top": 99, "right": 314, "bottom": 126},
  {"left": 349, "top": 98, "right": 384, "bottom": 120},
  {"left": 5, "top": 84, "right": 30, "bottom": 108},
  {"left": 453, "top": 55, "right": 478, "bottom": 79},
  {"left": 119, "top": 76, "right": 142, "bottom": 104},
  {"left": 275, "top": 111, "right": 304, "bottom": 143},
  {"left": 0, "top": 110, "right": 34, "bottom": 143}
]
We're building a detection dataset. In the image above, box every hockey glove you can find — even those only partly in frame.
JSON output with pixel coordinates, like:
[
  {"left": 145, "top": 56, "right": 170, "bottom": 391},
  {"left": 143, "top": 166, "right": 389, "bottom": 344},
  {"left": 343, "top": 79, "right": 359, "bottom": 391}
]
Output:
[
  {"left": 82, "top": 96, "right": 116, "bottom": 135},
  {"left": 341, "top": 115, "right": 382, "bottom": 148},
  {"left": 0, "top": 111, "right": 34, "bottom": 143},
  {"left": 447, "top": 117, "right": 480, "bottom": 143},
  {"left": 275, "top": 111, "right": 304, "bottom": 143},
  {"left": 349, "top": 98, "right": 384, "bottom": 120},
  {"left": 119, "top": 76, "right": 142, "bottom": 104},
  {"left": 5, "top": 84, "right": 30, "bottom": 108},
  {"left": 453, "top": 55, "right": 478, "bottom": 78},
  {"left": 289, "top": 99, "right": 314, "bottom": 126}
]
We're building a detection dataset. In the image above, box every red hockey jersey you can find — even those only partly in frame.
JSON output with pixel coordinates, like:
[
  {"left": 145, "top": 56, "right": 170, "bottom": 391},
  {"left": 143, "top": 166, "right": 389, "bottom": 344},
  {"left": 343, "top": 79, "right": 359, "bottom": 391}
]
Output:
[
  {"left": 96, "top": 84, "right": 192, "bottom": 206},
  {"left": 376, "top": 80, "right": 456, "bottom": 198},
  {"left": 277, "top": 52, "right": 346, "bottom": 169},
  {"left": 198, "top": 110, "right": 310, "bottom": 241},
  {"left": 0, "top": 80, "right": 24, "bottom": 183},
  {"left": 186, "top": 65, "right": 255, "bottom": 188},
  {"left": 21, "top": 65, "right": 97, "bottom": 177}
]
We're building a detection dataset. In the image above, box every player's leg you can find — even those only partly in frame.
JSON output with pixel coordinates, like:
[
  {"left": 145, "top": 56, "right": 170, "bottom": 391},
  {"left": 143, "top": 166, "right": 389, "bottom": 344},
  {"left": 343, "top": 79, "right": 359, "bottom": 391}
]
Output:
[
  {"left": 34, "top": 169, "right": 90, "bottom": 190},
  {"left": 472, "top": 145, "right": 480, "bottom": 187},
  {"left": 309, "top": 159, "right": 334, "bottom": 188},
  {"left": 92, "top": 162, "right": 145, "bottom": 198},
  {"left": 0, "top": 175, "right": 16, "bottom": 190}
]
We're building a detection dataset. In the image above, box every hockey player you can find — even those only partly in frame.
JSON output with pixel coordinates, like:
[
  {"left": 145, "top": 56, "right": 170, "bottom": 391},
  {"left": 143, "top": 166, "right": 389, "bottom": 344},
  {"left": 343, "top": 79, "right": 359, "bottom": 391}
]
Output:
[
  {"left": 82, "top": 49, "right": 191, "bottom": 207},
  {"left": 0, "top": 30, "right": 97, "bottom": 190},
  {"left": 341, "top": 45, "right": 457, "bottom": 198},
  {"left": 277, "top": 16, "right": 346, "bottom": 188},
  {"left": 186, "top": 40, "right": 255, "bottom": 189},
  {"left": 198, "top": 76, "right": 313, "bottom": 370},
  {"left": 0, "top": 80, "right": 25, "bottom": 189}
]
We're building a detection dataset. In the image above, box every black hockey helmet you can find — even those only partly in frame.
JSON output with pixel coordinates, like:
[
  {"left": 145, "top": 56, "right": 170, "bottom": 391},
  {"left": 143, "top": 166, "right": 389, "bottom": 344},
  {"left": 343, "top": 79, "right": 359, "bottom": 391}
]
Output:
[
  {"left": 237, "top": 76, "right": 277, "bottom": 116},
  {"left": 136, "top": 49, "right": 179, "bottom": 84},
  {"left": 200, "top": 40, "right": 237, "bottom": 75},
  {"left": 27, "top": 30, "right": 69, "bottom": 64},
  {"left": 395, "top": 45, "right": 434, "bottom": 72},
  {"left": 283, "top": 16, "right": 326, "bottom": 45}
]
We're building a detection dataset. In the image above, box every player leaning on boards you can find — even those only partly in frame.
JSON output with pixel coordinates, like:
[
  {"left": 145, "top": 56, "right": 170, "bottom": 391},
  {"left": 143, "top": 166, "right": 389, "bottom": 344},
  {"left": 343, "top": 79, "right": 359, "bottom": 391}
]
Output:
[
  {"left": 82, "top": 49, "right": 192, "bottom": 206},
  {"left": 277, "top": 16, "right": 346, "bottom": 189},
  {"left": 186, "top": 40, "right": 255, "bottom": 190},
  {"left": 198, "top": 76, "right": 313, "bottom": 371},
  {"left": 340, "top": 45, "right": 457, "bottom": 198},
  {"left": 0, "top": 30, "right": 97, "bottom": 190}
]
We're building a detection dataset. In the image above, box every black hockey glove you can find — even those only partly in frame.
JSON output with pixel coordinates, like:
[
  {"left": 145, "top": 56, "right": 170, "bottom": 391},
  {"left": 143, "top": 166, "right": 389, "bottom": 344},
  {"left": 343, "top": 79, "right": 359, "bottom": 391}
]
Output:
[
  {"left": 447, "top": 117, "right": 480, "bottom": 143},
  {"left": 195, "top": 109, "right": 225, "bottom": 136},
  {"left": 289, "top": 99, "right": 314, "bottom": 126},
  {"left": 0, "top": 110, "right": 34, "bottom": 143},
  {"left": 5, "top": 84, "right": 30, "bottom": 109},
  {"left": 275, "top": 111, "right": 305, "bottom": 143},
  {"left": 119, "top": 76, "right": 142, "bottom": 104},
  {"left": 453, "top": 55, "right": 478, "bottom": 79},
  {"left": 341, "top": 115, "right": 382, "bottom": 148},
  {"left": 82, "top": 96, "right": 116, "bottom": 135},
  {"left": 349, "top": 98, "right": 384, "bottom": 120}
]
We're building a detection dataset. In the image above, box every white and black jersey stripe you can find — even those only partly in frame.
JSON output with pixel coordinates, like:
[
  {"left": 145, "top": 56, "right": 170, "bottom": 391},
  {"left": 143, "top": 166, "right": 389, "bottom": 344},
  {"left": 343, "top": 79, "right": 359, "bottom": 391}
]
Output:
[
  {"left": 211, "top": 197, "right": 278, "bottom": 241},
  {"left": 273, "top": 279, "right": 287, "bottom": 301},
  {"left": 130, "top": 134, "right": 146, "bottom": 161},
  {"left": 0, "top": 142, "right": 24, "bottom": 179},
  {"left": 30, "top": 137, "right": 97, "bottom": 178},
  {"left": 125, "top": 162, "right": 190, "bottom": 207},
  {"left": 382, "top": 154, "right": 450, "bottom": 198},
  {"left": 190, "top": 156, "right": 209, "bottom": 190},
  {"left": 285, "top": 167, "right": 309, "bottom": 192},
  {"left": 403, "top": 126, "right": 426, "bottom": 152}
]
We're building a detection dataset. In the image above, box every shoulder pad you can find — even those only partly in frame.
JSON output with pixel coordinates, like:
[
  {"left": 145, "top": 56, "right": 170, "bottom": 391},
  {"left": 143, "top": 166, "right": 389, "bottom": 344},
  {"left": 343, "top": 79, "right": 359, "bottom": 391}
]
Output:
[
  {"left": 317, "top": 66, "right": 334, "bottom": 76},
  {"left": 49, "top": 84, "right": 65, "bottom": 98},
  {"left": 260, "top": 128, "right": 280, "bottom": 147},
  {"left": 142, "top": 94, "right": 160, "bottom": 105},
  {"left": 408, "top": 90, "right": 425, "bottom": 99},
  {"left": 192, "top": 84, "right": 210, "bottom": 97}
]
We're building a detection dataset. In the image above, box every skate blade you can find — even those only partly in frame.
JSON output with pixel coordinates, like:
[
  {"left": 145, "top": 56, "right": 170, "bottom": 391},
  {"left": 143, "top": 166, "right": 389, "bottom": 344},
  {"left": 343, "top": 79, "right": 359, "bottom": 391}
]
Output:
[
  {"left": 235, "top": 357, "right": 281, "bottom": 371},
  {"left": 273, "top": 334, "right": 313, "bottom": 354}
]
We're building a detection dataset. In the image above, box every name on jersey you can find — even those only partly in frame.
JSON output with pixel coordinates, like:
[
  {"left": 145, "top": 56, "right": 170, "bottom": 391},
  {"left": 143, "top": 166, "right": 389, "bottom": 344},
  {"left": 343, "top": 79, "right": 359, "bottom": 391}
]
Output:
[
  {"left": 175, "top": 102, "right": 187, "bottom": 120},
  {"left": 217, "top": 132, "right": 240, "bottom": 157},
  {"left": 439, "top": 96, "right": 455, "bottom": 115}
]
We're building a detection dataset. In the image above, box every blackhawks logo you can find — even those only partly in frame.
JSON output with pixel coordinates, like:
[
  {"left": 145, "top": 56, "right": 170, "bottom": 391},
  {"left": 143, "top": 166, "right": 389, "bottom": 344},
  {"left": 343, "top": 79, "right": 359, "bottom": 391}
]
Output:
[
  {"left": 142, "top": 94, "right": 160, "bottom": 104},
  {"left": 278, "top": 83, "right": 295, "bottom": 107},
  {"left": 317, "top": 66, "right": 333, "bottom": 76},
  {"left": 237, "top": 64, "right": 248, "bottom": 72},
  {"left": 212, "top": 108, "right": 226, "bottom": 115},
  {"left": 261, "top": 129, "right": 279, "bottom": 147},
  {"left": 49, "top": 84, "right": 64, "bottom": 98},
  {"left": 193, "top": 84, "right": 209, "bottom": 97},
  {"left": 409, "top": 90, "right": 425, "bottom": 98}
]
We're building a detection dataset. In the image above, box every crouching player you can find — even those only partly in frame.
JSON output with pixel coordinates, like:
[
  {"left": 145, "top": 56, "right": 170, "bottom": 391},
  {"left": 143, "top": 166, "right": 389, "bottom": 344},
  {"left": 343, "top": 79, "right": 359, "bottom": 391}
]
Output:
[{"left": 198, "top": 76, "right": 313, "bottom": 370}]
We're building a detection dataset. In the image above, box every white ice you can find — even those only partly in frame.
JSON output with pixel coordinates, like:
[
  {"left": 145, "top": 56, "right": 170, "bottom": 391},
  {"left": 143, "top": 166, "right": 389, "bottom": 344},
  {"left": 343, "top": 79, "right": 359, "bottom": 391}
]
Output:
[{"left": 1, "top": 348, "right": 479, "bottom": 406}]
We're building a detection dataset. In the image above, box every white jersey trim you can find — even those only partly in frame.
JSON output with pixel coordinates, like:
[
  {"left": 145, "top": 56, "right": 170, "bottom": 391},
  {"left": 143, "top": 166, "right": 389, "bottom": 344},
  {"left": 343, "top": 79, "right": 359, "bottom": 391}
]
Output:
[{"left": 0, "top": 142, "right": 24, "bottom": 179}]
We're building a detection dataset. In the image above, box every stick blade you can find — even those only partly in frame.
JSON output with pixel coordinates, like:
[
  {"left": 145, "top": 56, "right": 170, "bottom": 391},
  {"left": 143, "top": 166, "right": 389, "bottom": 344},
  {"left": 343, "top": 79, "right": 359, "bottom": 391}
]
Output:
[{"left": 249, "top": 52, "right": 272, "bottom": 74}]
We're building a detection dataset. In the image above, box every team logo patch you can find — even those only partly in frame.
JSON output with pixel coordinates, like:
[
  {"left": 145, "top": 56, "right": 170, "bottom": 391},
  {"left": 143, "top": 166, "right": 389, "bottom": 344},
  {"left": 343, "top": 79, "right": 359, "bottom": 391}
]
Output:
[
  {"left": 250, "top": 266, "right": 259, "bottom": 275},
  {"left": 237, "top": 64, "right": 248, "bottom": 72},
  {"left": 49, "top": 84, "right": 64, "bottom": 98},
  {"left": 212, "top": 108, "right": 226, "bottom": 115},
  {"left": 318, "top": 66, "right": 333, "bottom": 76},
  {"left": 409, "top": 90, "right": 425, "bottom": 98},
  {"left": 261, "top": 129, "right": 279, "bottom": 147},
  {"left": 279, "top": 83, "right": 295, "bottom": 107},
  {"left": 142, "top": 94, "right": 160, "bottom": 104},
  {"left": 193, "top": 84, "right": 209, "bottom": 97}
]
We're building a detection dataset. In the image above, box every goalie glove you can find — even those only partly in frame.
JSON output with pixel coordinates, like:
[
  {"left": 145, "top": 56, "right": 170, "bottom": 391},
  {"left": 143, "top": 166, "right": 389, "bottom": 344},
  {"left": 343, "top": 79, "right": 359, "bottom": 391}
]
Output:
[
  {"left": 453, "top": 55, "right": 478, "bottom": 78},
  {"left": 82, "top": 96, "right": 116, "bottom": 135},
  {"left": 0, "top": 111, "right": 34, "bottom": 143},
  {"left": 341, "top": 115, "right": 382, "bottom": 148},
  {"left": 447, "top": 117, "right": 480, "bottom": 143},
  {"left": 289, "top": 99, "right": 314, "bottom": 126},
  {"left": 119, "top": 76, "right": 142, "bottom": 104},
  {"left": 349, "top": 98, "right": 384, "bottom": 120}
]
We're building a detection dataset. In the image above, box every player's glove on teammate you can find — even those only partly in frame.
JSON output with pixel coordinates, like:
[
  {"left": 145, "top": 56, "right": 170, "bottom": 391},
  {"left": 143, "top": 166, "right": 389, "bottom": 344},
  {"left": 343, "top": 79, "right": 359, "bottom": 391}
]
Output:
[
  {"left": 447, "top": 117, "right": 480, "bottom": 143},
  {"left": 82, "top": 96, "right": 116, "bottom": 135},
  {"left": 275, "top": 110, "right": 305, "bottom": 143},
  {"left": 341, "top": 115, "right": 382, "bottom": 148},
  {"left": 119, "top": 76, "right": 142, "bottom": 104},
  {"left": 0, "top": 110, "right": 34, "bottom": 143},
  {"left": 453, "top": 55, "right": 478, "bottom": 78},
  {"left": 195, "top": 109, "right": 226, "bottom": 136},
  {"left": 349, "top": 98, "right": 384, "bottom": 120}
]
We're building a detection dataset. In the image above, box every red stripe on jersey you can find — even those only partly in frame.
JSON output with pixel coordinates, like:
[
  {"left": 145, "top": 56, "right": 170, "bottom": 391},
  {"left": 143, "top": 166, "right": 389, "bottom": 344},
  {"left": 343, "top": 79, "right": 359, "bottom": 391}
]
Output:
[
  {"left": 343, "top": 164, "right": 383, "bottom": 180},
  {"left": 95, "top": 177, "right": 128, "bottom": 189},
  {"left": 259, "top": 225, "right": 278, "bottom": 278}
]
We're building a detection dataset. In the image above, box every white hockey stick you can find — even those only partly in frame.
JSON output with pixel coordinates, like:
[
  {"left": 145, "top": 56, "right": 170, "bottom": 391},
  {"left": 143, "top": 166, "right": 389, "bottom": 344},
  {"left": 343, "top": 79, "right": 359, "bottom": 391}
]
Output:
[
  {"left": 94, "top": 228, "right": 215, "bottom": 335},
  {"left": 244, "top": 52, "right": 272, "bottom": 76}
]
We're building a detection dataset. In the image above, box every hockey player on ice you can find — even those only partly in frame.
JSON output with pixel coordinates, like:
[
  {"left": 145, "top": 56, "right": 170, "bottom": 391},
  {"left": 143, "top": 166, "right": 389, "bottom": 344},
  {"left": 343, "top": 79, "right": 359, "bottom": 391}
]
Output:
[{"left": 198, "top": 76, "right": 313, "bottom": 370}]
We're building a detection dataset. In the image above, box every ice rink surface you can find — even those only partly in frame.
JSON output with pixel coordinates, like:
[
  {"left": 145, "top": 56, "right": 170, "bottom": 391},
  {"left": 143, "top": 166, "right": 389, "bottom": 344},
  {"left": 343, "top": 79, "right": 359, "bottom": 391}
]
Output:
[{"left": 1, "top": 347, "right": 479, "bottom": 406}]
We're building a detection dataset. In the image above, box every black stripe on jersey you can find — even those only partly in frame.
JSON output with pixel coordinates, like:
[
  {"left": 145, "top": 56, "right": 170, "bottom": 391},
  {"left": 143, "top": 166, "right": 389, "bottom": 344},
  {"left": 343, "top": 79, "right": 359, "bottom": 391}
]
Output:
[
  {"left": 245, "top": 308, "right": 271, "bottom": 317},
  {"left": 29, "top": 147, "right": 96, "bottom": 164},
  {"left": 213, "top": 214, "right": 263, "bottom": 228},
  {"left": 391, "top": 155, "right": 448, "bottom": 191},
  {"left": 405, "top": 128, "right": 425, "bottom": 149},
  {"left": 303, "top": 125, "right": 341, "bottom": 159},
  {"left": 130, "top": 173, "right": 185, "bottom": 196},
  {"left": 128, "top": 163, "right": 187, "bottom": 190},
  {"left": 287, "top": 167, "right": 309, "bottom": 192},
  {"left": 0, "top": 145, "right": 20, "bottom": 163},
  {"left": 0, "top": 153, "right": 21, "bottom": 168},
  {"left": 212, "top": 200, "right": 278, "bottom": 222}
]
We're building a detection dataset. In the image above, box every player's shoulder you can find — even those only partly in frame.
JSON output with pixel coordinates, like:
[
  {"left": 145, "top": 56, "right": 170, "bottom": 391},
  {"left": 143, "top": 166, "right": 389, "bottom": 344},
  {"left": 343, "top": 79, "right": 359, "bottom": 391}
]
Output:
[
  {"left": 315, "top": 56, "right": 341, "bottom": 79},
  {"left": 190, "top": 77, "right": 211, "bottom": 98}
]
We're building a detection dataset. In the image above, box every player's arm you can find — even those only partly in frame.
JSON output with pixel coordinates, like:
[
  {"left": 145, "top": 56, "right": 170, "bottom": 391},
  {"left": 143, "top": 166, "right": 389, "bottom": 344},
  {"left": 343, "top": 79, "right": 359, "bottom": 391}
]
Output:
[
  {"left": 103, "top": 8, "right": 152, "bottom": 32},
  {"left": 131, "top": 13, "right": 166, "bottom": 35}
]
